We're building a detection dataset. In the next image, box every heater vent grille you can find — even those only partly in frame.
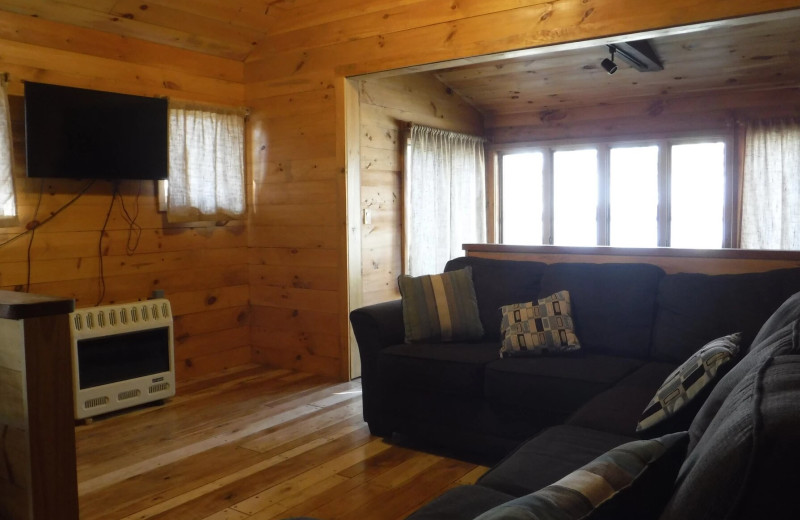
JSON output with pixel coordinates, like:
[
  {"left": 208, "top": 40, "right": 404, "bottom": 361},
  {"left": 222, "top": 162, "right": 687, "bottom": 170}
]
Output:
[
  {"left": 149, "top": 382, "right": 170, "bottom": 394},
  {"left": 85, "top": 396, "right": 109, "bottom": 409},
  {"left": 118, "top": 389, "right": 141, "bottom": 401},
  {"left": 71, "top": 299, "right": 171, "bottom": 334}
]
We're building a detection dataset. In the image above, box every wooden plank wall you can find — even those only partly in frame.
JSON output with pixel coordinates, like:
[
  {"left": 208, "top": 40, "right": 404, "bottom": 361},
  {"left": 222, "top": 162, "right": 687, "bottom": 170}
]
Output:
[
  {"left": 487, "top": 87, "right": 800, "bottom": 143},
  {"left": 247, "top": 83, "right": 344, "bottom": 378},
  {"left": 244, "top": 0, "right": 800, "bottom": 380},
  {"left": 0, "top": 11, "right": 249, "bottom": 382},
  {"left": 358, "top": 73, "right": 484, "bottom": 306}
]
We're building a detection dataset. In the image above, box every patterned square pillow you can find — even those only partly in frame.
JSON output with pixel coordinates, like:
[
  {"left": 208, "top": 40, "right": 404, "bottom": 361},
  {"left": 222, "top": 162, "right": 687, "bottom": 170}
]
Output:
[
  {"left": 499, "top": 291, "right": 581, "bottom": 358},
  {"left": 637, "top": 333, "right": 742, "bottom": 436},
  {"left": 398, "top": 267, "right": 484, "bottom": 343},
  {"left": 475, "top": 432, "right": 689, "bottom": 520}
]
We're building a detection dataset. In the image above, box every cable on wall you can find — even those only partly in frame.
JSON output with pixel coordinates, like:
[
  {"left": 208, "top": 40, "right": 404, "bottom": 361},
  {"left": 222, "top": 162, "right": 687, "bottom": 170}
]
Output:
[
  {"left": 95, "top": 182, "right": 118, "bottom": 306},
  {"left": 0, "top": 179, "right": 96, "bottom": 251},
  {"left": 25, "top": 179, "right": 45, "bottom": 292},
  {"left": 119, "top": 181, "right": 142, "bottom": 255}
]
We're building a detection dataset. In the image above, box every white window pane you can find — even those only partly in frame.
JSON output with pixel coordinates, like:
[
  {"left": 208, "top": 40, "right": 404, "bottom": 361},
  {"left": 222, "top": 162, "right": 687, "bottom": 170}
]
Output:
[
  {"left": 554, "top": 149, "right": 597, "bottom": 246},
  {"left": 0, "top": 81, "right": 15, "bottom": 223},
  {"left": 610, "top": 146, "right": 659, "bottom": 247},
  {"left": 501, "top": 153, "right": 543, "bottom": 245},
  {"left": 671, "top": 142, "right": 725, "bottom": 248}
]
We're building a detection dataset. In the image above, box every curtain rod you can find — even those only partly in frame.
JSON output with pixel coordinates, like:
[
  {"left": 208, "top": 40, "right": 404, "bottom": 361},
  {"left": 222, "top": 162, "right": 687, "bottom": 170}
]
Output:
[{"left": 404, "top": 121, "right": 487, "bottom": 142}]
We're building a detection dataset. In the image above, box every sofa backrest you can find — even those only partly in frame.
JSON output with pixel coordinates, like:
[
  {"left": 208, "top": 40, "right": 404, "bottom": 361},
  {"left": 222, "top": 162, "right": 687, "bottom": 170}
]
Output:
[
  {"left": 686, "top": 292, "right": 800, "bottom": 451},
  {"left": 660, "top": 315, "right": 800, "bottom": 519},
  {"left": 538, "top": 263, "right": 665, "bottom": 358},
  {"left": 445, "top": 256, "right": 547, "bottom": 341},
  {"left": 651, "top": 268, "right": 800, "bottom": 362}
]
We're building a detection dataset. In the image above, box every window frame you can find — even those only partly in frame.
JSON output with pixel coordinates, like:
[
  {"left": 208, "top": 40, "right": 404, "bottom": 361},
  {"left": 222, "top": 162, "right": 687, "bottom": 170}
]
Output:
[{"left": 492, "top": 131, "right": 735, "bottom": 249}]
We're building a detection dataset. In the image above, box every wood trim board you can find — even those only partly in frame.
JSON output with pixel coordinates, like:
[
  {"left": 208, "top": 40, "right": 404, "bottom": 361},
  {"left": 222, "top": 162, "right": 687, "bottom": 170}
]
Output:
[{"left": 464, "top": 244, "right": 800, "bottom": 275}]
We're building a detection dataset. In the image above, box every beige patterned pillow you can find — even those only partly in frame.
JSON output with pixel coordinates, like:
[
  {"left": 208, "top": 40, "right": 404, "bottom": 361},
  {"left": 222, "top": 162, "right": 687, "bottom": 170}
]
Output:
[{"left": 499, "top": 290, "right": 581, "bottom": 357}]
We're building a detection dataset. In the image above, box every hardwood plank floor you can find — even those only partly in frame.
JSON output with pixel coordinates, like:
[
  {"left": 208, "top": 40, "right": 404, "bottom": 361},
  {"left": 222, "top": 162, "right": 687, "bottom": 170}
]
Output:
[{"left": 75, "top": 364, "right": 489, "bottom": 520}]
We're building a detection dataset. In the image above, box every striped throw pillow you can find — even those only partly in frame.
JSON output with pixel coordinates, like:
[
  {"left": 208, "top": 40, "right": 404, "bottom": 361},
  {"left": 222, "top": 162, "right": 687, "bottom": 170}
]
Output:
[
  {"left": 475, "top": 432, "right": 689, "bottom": 520},
  {"left": 398, "top": 267, "right": 484, "bottom": 343},
  {"left": 499, "top": 291, "right": 581, "bottom": 357}
]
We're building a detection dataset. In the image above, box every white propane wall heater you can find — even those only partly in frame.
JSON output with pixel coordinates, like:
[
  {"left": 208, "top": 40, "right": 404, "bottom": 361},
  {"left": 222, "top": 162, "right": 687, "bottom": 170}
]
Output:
[{"left": 69, "top": 299, "right": 175, "bottom": 420}]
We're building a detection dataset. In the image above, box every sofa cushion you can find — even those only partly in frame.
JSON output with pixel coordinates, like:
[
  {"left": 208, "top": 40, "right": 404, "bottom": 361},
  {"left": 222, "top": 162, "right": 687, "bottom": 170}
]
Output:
[
  {"left": 651, "top": 268, "right": 800, "bottom": 362},
  {"left": 405, "top": 485, "right": 516, "bottom": 520},
  {"left": 485, "top": 355, "right": 644, "bottom": 417},
  {"left": 478, "top": 425, "right": 636, "bottom": 497},
  {"left": 378, "top": 342, "right": 499, "bottom": 398},
  {"left": 398, "top": 267, "right": 483, "bottom": 343},
  {"left": 499, "top": 291, "right": 581, "bottom": 358},
  {"left": 445, "top": 256, "right": 548, "bottom": 341},
  {"left": 660, "top": 354, "right": 800, "bottom": 520},
  {"left": 636, "top": 333, "right": 741, "bottom": 437},
  {"left": 475, "top": 432, "right": 688, "bottom": 520},
  {"left": 723, "top": 355, "right": 800, "bottom": 518},
  {"left": 567, "top": 362, "right": 678, "bottom": 436},
  {"left": 538, "top": 263, "right": 664, "bottom": 358}
]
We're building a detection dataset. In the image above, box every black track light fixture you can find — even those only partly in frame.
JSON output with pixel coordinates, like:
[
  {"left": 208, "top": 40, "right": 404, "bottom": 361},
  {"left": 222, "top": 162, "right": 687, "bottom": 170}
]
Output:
[{"left": 601, "top": 46, "right": 618, "bottom": 74}]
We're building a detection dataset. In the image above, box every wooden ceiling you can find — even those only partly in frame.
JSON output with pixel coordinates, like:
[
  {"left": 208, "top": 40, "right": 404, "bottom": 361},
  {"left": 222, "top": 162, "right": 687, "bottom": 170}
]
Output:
[
  {"left": 0, "top": 0, "right": 352, "bottom": 62},
  {"left": 434, "top": 16, "right": 800, "bottom": 118},
  {"left": 0, "top": 1, "right": 798, "bottom": 118}
]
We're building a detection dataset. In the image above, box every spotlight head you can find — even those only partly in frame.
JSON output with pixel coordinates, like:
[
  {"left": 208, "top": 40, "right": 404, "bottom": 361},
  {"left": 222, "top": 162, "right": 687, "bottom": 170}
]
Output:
[{"left": 601, "top": 57, "right": 618, "bottom": 74}]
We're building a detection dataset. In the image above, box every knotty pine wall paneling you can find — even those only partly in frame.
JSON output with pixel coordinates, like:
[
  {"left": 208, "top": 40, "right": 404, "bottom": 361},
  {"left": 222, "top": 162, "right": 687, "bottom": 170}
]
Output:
[
  {"left": 247, "top": 86, "right": 344, "bottom": 378},
  {"left": 245, "top": 0, "right": 800, "bottom": 380},
  {"left": 358, "top": 73, "right": 484, "bottom": 306},
  {"left": 0, "top": 14, "right": 249, "bottom": 382},
  {"left": 486, "top": 88, "right": 800, "bottom": 144}
]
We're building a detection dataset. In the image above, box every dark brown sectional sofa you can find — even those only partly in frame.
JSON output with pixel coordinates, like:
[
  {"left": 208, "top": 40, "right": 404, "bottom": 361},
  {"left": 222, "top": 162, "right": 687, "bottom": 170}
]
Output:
[{"left": 349, "top": 256, "right": 800, "bottom": 519}]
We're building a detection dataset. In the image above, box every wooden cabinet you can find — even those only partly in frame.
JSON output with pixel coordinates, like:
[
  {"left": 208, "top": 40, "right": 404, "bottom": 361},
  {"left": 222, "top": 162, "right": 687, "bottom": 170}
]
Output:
[{"left": 0, "top": 291, "right": 78, "bottom": 520}]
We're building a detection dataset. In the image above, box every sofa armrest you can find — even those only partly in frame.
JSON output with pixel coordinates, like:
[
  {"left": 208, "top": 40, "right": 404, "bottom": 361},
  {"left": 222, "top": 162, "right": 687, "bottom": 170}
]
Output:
[
  {"left": 350, "top": 300, "right": 405, "bottom": 368},
  {"left": 349, "top": 300, "right": 404, "bottom": 433}
]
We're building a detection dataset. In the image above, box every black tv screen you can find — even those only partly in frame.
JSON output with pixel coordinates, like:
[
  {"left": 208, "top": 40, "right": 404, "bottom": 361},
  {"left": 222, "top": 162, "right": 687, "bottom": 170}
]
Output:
[{"left": 24, "top": 82, "right": 168, "bottom": 180}]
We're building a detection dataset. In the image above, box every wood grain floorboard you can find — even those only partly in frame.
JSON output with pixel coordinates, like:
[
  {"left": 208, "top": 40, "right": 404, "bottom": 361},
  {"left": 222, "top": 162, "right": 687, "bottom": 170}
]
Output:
[{"left": 76, "top": 364, "right": 490, "bottom": 520}]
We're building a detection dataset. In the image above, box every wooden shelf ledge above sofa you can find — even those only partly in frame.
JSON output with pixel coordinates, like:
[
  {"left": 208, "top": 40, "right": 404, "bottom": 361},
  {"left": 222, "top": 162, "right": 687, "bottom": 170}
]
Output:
[{"left": 463, "top": 244, "right": 800, "bottom": 275}]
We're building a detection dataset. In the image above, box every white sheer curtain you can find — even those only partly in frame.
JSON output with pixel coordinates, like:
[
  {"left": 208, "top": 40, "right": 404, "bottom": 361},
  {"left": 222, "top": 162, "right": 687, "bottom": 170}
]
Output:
[
  {"left": 741, "top": 118, "right": 800, "bottom": 249},
  {"left": 404, "top": 124, "right": 486, "bottom": 276},
  {"left": 0, "top": 76, "right": 16, "bottom": 225},
  {"left": 168, "top": 102, "right": 245, "bottom": 222}
]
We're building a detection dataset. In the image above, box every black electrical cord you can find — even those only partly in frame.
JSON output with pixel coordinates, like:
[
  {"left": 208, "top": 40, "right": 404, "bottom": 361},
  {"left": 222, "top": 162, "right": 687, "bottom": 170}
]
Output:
[
  {"left": 119, "top": 181, "right": 142, "bottom": 255},
  {"left": 25, "top": 179, "right": 45, "bottom": 292},
  {"left": 0, "top": 179, "right": 96, "bottom": 250},
  {"left": 95, "top": 182, "right": 118, "bottom": 306}
]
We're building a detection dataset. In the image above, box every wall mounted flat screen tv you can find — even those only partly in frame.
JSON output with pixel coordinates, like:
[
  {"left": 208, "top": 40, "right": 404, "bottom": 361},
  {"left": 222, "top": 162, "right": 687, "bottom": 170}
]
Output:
[{"left": 24, "top": 82, "right": 168, "bottom": 180}]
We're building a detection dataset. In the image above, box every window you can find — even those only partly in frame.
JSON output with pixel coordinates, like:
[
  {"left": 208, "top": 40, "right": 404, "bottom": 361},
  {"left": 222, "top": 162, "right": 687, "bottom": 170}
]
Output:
[
  {"left": 167, "top": 103, "right": 245, "bottom": 222},
  {"left": 670, "top": 142, "right": 725, "bottom": 248},
  {"left": 554, "top": 148, "right": 598, "bottom": 246},
  {"left": 498, "top": 137, "right": 728, "bottom": 248},
  {"left": 609, "top": 146, "right": 658, "bottom": 247},
  {"left": 501, "top": 153, "right": 543, "bottom": 245},
  {"left": 0, "top": 77, "right": 16, "bottom": 225}
]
